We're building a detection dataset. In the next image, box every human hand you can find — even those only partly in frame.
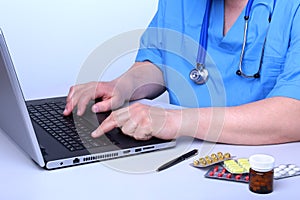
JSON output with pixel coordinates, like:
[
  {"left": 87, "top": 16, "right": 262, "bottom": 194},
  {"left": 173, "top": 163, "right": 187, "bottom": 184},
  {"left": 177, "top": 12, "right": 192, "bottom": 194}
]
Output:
[
  {"left": 63, "top": 81, "right": 125, "bottom": 116},
  {"left": 91, "top": 102, "right": 181, "bottom": 140}
]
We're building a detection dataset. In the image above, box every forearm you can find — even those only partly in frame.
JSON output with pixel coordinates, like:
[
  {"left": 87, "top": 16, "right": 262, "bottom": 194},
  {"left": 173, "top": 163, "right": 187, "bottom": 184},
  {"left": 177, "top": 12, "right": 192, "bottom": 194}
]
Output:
[
  {"left": 175, "top": 97, "right": 300, "bottom": 145},
  {"left": 112, "top": 61, "right": 165, "bottom": 101}
]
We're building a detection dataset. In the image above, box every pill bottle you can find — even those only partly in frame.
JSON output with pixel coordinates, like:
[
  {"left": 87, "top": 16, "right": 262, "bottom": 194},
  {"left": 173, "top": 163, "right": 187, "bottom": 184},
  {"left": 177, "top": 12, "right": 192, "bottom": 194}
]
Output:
[{"left": 249, "top": 154, "right": 275, "bottom": 194}]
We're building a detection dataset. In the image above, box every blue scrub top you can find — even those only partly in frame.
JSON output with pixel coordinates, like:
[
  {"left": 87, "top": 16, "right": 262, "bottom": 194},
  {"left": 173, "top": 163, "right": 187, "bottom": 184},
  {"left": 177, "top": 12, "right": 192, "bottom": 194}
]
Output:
[{"left": 135, "top": 0, "right": 300, "bottom": 108}]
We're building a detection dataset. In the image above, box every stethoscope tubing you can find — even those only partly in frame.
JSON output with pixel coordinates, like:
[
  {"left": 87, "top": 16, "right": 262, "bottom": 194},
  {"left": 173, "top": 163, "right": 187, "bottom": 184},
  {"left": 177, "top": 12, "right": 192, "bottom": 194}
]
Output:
[
  {"left": 192, "top": 0, "right": 275, "bottom": 84},
  {"left": 196, "top": 0, "right": 212, "bottom": 69}
]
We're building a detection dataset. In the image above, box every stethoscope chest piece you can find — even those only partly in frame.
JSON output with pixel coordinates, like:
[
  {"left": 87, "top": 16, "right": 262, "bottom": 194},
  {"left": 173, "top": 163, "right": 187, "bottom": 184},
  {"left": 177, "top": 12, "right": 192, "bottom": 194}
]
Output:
[{"left": 189, "top": 65, "right": 209, "bottom": 85}]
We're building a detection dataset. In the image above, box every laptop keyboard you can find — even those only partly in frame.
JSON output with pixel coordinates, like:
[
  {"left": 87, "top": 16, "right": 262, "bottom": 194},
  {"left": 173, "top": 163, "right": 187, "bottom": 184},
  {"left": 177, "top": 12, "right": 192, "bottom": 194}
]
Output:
[{"left": 27, "top": 101, "right": 116, "bottom": 152}]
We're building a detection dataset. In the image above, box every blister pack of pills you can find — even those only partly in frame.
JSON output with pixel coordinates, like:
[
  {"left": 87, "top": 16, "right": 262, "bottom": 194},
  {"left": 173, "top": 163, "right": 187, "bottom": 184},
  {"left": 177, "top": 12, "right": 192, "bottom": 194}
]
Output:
[
  {"left": 192, "top": 152, "right": 233, "bottom": 168},
  {"left": 274, "top": 164, "right": 300, "bottom": 180},
  {"left": 204, "top": 165, "right": 250, "bottom": 183},
  {"left": 223, "top": 159, "right": 250, "bottom": 174}
]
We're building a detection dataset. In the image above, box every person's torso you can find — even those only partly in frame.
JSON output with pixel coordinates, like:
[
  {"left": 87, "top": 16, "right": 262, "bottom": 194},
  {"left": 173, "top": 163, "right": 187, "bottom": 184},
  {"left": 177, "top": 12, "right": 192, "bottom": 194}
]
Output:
[{"left": 158, "top": 0, "right": 295, "bottom": 107}]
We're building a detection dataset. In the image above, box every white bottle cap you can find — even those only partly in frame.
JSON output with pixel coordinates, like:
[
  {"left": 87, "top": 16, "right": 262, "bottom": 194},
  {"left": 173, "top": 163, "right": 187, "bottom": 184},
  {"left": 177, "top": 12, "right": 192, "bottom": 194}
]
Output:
[{"left": 249, "top": 154, "right": 275, "bottom": 172}]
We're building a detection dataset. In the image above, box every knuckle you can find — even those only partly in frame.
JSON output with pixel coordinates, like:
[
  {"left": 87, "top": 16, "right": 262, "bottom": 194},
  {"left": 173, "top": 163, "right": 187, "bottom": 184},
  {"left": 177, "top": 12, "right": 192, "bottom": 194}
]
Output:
[
  {"left": 139, "top": 108, "right": 149, "bottom": 117},
  {"left": 101, "top": 102, "right": 111, "bottom": 112},
  {"left": 109, "top": 111, "right": 121, "bottom": 126},
  {"left": 70, "top": 85, "right": 79, "bottom": 93},
  {"left": 95, "top": 82, "right": 104, "bottom": 92},
  {"left": 130, "top": 103, "right": 146, "bottom": 113},
  {"left": 133, "top": 135, "right": 142, "bottom": 140},
  {"left": 110, "top": 111, "right": 118, "bottom": 120},
  {"left": 69, "top": 85, "right": 75, "bottom": 92},
  {"left": 121, "top": 126, "right": 128, "bottom": 134}
]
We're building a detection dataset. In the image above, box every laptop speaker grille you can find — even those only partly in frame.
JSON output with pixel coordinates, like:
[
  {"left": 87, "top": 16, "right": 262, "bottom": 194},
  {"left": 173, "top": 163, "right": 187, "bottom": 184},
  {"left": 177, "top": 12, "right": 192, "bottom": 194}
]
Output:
[{"left": 83, "top": 152, "right": 119, "bottom": 162}]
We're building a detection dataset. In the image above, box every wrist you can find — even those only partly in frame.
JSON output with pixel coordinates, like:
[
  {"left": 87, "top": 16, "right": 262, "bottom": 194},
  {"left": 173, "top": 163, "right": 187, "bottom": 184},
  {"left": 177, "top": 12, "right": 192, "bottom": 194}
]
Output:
[
  {"left": 110, "top": 76, "right": 134, "bottom": 102},
  {"left": 165, "top": 109, "right": 191, "bottom": 138},
  {"left": 171, "top": 108, "right": 201, "bottom": 138}
]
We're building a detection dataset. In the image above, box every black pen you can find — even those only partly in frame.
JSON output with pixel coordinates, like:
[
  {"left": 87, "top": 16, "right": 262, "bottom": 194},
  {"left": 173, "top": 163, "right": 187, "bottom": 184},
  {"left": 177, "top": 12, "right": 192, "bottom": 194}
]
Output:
[{"left": 156, "top": 149, "right": 198, "bottom": 172}]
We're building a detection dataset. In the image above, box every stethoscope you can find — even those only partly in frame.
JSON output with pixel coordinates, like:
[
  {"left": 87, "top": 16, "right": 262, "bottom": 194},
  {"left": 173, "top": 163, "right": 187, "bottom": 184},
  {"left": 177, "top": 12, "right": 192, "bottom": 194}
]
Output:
[{"left": 190, "top": 0, "right": 275, "bottom": 84}]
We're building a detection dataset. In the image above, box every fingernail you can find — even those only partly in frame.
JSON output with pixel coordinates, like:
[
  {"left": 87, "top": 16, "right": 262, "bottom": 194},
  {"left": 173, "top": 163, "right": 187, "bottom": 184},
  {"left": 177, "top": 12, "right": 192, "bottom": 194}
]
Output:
[
  {"left": 91, "top": 131, "right": 98, "bottom": 138},
  {"left": 92, "top": 105, "right": 98, "bottom": 113}
]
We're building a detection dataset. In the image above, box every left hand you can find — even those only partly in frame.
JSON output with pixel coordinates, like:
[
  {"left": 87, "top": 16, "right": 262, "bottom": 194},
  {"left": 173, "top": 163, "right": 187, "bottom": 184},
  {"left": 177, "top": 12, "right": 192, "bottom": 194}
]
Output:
[{"left": 91, "top": 102, "right": 180, "bottom": 140}]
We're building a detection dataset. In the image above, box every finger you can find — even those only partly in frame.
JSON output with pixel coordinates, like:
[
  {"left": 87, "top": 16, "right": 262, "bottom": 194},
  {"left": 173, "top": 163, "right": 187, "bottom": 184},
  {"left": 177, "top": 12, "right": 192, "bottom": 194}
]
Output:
[
  {"left": 63, "top": 86, "right": 76, "bottom": 115},
  {"left": 64, "top": 85, "right": 86, "bottom": 115},
  {"left": 132, "top": 133, "right": 152, "bottom": 141},
  {"left": 92, "top": 100, "right": 112, "bottom": 113},
  {"left": 91, "top": 125, "right": 106, "bottom": 138},
  {"left": 121, "top": 120, "right": 138, "bottom": 137},
  {"left": 66, "top": 85, "right": 76, "bottom": 102},
  {"left": 92, "top": 107, "right": 132, "bottom": 138},
  {"left": 63, "top": 101, "right": 73, "bottom": 116},
  {"left": 91, "top": 114, "right": 118, "bottom": 138},
  {"left": 133, "top": 126, "right": 153, "bottom": 140},
  {"left": 92, "top": 96, "right": 123, "bottom": 113},
  {"left": 76, "top": 92, "right": 94, "bottom": 116}
]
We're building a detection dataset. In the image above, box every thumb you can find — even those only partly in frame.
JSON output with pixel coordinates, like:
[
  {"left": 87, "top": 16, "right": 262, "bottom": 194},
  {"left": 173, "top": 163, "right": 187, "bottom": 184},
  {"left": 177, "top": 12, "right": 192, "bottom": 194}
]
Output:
[
  {"left": 92, "top": 101, "right": 111, "bottom": 113},
  {"left": 92, "top": 97, "right": 123, "bottom": 113}
]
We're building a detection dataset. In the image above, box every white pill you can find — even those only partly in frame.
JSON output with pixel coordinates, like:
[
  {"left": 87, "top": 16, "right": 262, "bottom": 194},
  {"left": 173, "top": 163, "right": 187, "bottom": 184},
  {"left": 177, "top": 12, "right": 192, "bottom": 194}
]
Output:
[
  {"left": 274, "top": 173, "right": 281, "bottom": 178},
  {"left": 284, "top": 168, "right": 291, "bottom": 172},
  {"left": 278, "top": 165, "right": 287, "bottom": 169},
  {"left": 288, "top": 170, "right": 296, "bottom": 176},
  {"left": 279, "top": 170, "right": 287, "bottom": 175},
  {"left": 294, "top": 167, "right": 300, "bottom": 172},
  {"left": 288, "top": 164, "right": 296, "bottom": 169},
  {"left": 274, "top": 168, "right": 281, "bottom": 173}
]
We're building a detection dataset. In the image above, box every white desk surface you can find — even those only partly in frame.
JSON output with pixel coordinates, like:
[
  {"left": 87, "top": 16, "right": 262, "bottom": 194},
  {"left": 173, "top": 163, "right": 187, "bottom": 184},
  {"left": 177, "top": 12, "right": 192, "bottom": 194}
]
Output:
[
  {"left": 1, "top": 100, "right": 300, "bottom": 200},
  {"left": 1, "top": 129, "right": 300, "bottom": 200}
]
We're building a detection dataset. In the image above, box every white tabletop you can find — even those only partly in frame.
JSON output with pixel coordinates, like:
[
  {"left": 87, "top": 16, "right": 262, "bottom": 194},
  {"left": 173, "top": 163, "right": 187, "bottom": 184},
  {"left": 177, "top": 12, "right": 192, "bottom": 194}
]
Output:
[{"left": 1, "top": 119, "right": 300, "bottom": 200}]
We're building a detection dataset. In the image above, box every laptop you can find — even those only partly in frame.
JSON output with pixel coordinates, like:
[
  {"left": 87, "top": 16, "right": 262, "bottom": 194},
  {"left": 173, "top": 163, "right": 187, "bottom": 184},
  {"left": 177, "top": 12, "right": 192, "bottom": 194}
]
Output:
[{"left": 0, "top": 29, "right": 176, "bottom": 170}]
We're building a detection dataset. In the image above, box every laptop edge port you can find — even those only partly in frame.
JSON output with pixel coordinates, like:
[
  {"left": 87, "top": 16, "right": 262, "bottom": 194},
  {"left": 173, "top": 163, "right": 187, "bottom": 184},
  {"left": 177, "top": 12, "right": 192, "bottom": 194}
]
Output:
[{"left": 73, "top": 158, "right": 80, "bottom": 164}]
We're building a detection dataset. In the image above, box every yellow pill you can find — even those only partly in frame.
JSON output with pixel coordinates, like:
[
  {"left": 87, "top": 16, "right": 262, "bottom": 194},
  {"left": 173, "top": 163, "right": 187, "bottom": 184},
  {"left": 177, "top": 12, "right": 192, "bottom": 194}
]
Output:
[
  {"left": 212, "top": 157, "right": 219, "bottom": 162},
  {"left": 224, "top": 160, "right": 234, "bottom": 165},
  {"left": 231, "top": 168, "right": 245, "bottom": 173},
  {"left": 224, "top": 160, "right": 235, "bottom": 163},
  {"left": 193, "top": 160, "right": 200, "bottom": 166},
  {"left": 224, "top": 153, "right": 231, "bottom": 159},
  {"left": 205, "top": 157, "right": 212, "bottom": 164},
  {"left": 211, "top": 153, "right": 217, "bottom": 159},
  {"left": 199, "top": 158, "right": 207, "bottom": 166},
  {"left": 237, "top": 158, "right": 248, "bottom": 163}
]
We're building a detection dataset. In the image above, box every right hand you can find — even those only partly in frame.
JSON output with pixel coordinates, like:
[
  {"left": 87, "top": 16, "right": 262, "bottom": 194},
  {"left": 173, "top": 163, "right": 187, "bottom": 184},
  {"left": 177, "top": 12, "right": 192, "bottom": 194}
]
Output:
[{"left": 63, "top": 81, "right": 125, "bottom": 116}]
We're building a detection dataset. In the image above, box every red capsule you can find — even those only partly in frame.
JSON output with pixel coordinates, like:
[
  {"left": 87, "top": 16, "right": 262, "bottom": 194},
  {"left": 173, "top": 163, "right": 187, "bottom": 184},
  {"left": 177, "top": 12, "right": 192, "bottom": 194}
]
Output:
[
  {"left": 209, "top": 171, "right": 214, "bottom": 176},
  {"left": 226, "top": 173, "right": 232, "bottom": 178},
  {"left": 235, "top": 175, "right": 242, "bottom": 180},
  {"left": 218, "top": 173, "right": 223, "bottom": 177},
  {"left": 245, "top": 176, "right": 249, "bottom": 181},
  {"left": 214, "top": 166, "right": 219, "bottom": 172}
]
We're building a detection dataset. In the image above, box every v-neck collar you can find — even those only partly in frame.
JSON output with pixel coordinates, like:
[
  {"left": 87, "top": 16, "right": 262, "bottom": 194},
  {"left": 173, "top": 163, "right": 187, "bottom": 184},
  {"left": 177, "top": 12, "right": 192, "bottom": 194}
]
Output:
[{"left": 210, "top": 0, "right": 246, "bottom": 50}]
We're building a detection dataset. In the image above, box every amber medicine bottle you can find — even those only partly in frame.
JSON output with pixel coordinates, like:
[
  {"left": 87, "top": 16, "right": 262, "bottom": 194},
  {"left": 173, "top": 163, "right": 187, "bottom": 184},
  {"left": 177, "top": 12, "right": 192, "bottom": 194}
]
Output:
[{"left": 249, "top": 154, "right": 275, "bottom": 194}]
